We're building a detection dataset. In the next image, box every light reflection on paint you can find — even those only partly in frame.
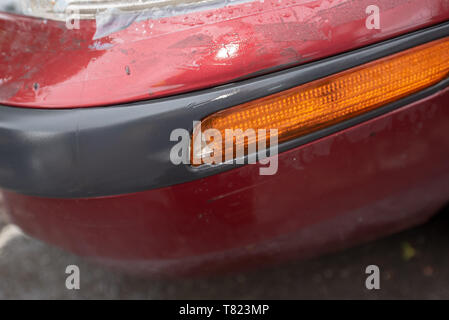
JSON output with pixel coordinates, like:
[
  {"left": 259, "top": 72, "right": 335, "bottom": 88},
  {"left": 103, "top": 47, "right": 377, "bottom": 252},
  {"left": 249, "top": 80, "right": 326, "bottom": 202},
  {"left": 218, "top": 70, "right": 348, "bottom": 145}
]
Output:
[{"left": 216, "top": 43, "right": 240, "bottom": 60}]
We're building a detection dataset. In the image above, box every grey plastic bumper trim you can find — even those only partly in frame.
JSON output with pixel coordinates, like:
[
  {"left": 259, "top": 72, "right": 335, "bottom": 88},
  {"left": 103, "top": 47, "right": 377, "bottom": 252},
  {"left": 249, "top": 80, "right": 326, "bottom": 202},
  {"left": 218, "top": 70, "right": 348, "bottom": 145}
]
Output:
[{"left": 1, "top": 21, "right": 449, "bottom": 198}]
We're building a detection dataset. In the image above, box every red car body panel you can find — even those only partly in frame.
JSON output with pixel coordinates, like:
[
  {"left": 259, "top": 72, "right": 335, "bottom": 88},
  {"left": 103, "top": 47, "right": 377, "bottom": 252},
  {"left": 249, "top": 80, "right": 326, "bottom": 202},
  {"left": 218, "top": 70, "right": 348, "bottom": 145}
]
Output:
[
  {"left": 3, "top": 87, "right": 449, "bottom": 274},
  {"left": 1, "top": 1, "right": 449, "bottom": 275},
  {"left": 1, "top": 0, "right": 449, "bottom": 108}
]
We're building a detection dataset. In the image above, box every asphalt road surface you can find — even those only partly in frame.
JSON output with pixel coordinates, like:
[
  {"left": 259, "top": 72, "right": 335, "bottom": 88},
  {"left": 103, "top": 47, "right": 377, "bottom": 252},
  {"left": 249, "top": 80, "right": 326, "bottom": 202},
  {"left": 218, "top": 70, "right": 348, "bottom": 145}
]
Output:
[{"left": 1, "top": 194, "right": 449, "bottom": 299}]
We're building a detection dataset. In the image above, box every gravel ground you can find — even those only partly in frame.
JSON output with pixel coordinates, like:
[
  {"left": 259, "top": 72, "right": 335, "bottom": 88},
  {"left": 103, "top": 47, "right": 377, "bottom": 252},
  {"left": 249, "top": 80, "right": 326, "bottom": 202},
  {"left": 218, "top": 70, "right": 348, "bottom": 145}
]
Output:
[{"left": 1, "top": 195, "right": 449, "bottom": 299}]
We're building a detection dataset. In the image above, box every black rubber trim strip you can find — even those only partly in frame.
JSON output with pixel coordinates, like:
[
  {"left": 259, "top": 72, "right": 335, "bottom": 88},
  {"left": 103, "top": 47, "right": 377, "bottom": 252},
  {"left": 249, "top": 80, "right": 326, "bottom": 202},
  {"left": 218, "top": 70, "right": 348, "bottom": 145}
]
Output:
[{"left": 1, "top": 21, "right": 449, "bottom": 198}]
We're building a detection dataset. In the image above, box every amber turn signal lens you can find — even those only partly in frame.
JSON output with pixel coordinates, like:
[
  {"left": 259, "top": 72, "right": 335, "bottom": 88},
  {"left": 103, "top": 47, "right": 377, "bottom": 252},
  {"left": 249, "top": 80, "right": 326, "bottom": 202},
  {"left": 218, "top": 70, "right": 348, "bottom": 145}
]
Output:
[{"left": 192, "top": 37, "right": 449, "bottom": 165}]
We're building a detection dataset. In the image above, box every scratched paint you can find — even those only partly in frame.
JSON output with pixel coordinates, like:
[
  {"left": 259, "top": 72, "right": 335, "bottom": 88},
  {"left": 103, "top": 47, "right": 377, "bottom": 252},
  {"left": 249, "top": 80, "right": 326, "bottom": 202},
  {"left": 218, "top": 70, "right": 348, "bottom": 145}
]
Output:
[
  {"left": 94, "top": 0, "right": 260, "bottom": 39},
  {"left": 1, "top": 0, "right": 449, "bottom": 108}
]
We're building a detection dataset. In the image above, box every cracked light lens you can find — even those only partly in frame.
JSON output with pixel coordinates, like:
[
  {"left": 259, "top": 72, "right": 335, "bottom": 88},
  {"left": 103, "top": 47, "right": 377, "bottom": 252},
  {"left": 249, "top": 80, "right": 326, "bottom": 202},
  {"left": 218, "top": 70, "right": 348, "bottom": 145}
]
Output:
[{"left": 192, "top": 37, "right": 449, "bottom": 165}]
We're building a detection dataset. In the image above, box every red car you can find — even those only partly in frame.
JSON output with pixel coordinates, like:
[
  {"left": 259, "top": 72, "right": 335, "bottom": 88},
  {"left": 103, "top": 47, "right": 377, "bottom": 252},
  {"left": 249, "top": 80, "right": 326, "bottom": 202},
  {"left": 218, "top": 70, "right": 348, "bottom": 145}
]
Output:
[{"left": 1, "top": 0, "right": 449, "bottom": 275}]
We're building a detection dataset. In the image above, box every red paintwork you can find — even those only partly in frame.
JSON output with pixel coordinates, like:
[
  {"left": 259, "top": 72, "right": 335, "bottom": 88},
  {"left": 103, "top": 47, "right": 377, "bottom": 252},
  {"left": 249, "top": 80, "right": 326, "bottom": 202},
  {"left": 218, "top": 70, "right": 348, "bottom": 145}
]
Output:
[
  {"left": 3, "top": 87, "right": 449, "bottom": 275},
  {"left": 1, "top": 0, "right": 449, "bottom": 108}
]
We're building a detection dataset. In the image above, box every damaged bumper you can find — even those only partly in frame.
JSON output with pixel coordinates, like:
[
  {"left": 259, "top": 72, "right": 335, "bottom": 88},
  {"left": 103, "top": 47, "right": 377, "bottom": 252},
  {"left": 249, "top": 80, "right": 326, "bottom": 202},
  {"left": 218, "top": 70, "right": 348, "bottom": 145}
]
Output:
[{"left": 1, "top": 1, "right": 449, "bottom": 275}]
